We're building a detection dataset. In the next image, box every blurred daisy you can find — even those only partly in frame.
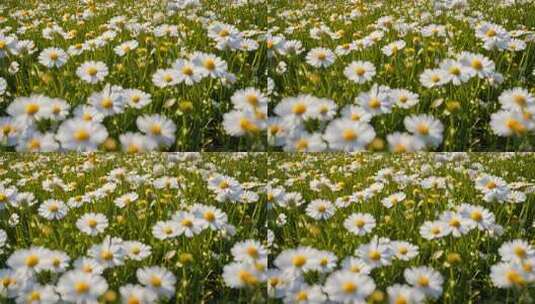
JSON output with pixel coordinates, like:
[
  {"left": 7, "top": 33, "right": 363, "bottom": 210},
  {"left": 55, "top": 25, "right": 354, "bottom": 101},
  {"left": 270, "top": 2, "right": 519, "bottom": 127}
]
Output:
[
  {"left": 76, "top": 213, "right": 109, "bottom": 236},
  {"left": 344, "top": 213, "right": 376, "bottom": 236},
  {"left": 387, "top": 284, "right": 425, "bottom": 304},
  {"left": 172, "top": 211, "right": 204, "bottom": 237},
  {"left": 231, "top": 239, "right": 267, "bottom": 263},
  {"left": 56, "top": 270, "right": 108, "bottom": 303},
  {"left": 76, "top": 61, "right": 108, "bottom": 84},
  {"left": 38, "top": 47, "right": 69, "bottom": 68},
  {"left": 404, "top": 114, "right": 444, "bottom": 148},
  {"left": 124, "top": 241, "right": 152, "bottom": 261},
  {"left": 404, "top": 266, "right": 444, "bottom": 299},
  {"left": 114, "top": 40, "right": 139, "bottom": 57},
  {"left": 231, "top": 87, "right": 268, "bottom": 111},
  {"left": 490, "top": 110, "right": 530, "bottom": 137},
  {"left": 16, "top": 131, "right": 59, "bottom": 152},
  {"left": 119, "top": 132, "right": 158, "bottom": 153},
  {"left": 305, "top": 199, "right": 335, "bottom": 220},
  {"left": 324, "top": 270, "right": 376, "bottom": 303},
  {"left": 306, "top": 47, "right": 335, "bottom": 68},
  {"left": 344, "top": 61, "right": 376, "bottom": 84},
  {"left": 324, "top": 119, "right": 376, "bottom": 151},
  {"left": 222, "top": 261, "right": 262, "bottom": 288},
  {"left": 152, "top": 220, "right": 180, "bottom": 240},
  {"left": 124, "top": 89, "right": 152, "bottom": 109},
  {"left": 88, "top": 84, "right": 126, "bottom": 117},
  {"left": 490, "top": 262, "right": 528, "bottom": 288},
  {"left": 38, "top": 199, "right": 68, "bottom": 220},
  {"left": 172, "top": 59, "right": 206, "bottom": 85},
  {"left": 56, "top": 118, "right": 108, "bottom": 151},
  {"left": 498, "top": 87, "right": 534, "bottom": 111},
  {"left": 137, "top": 266, "right": 176, "bottom": 299},
  {"left": 7, "top": 246, "right": 51, "bottom": 273},
  {"left": 119, "top": 284, "right": 157, "bottom": 304},
  {"left": 136, "top": 114, "right": 176, "bottom": 148},
  {"left": 191, "top": 52, "right": 228, "bottom": 78},
  {"left": 152, "top": 68, "right": 179, "bottom": 88},
  {"left": 16, "top": 283, "right": 59, "bottom": 304},
  {"left": 420, "top": 220, "right": 450, "bottom": 240}
]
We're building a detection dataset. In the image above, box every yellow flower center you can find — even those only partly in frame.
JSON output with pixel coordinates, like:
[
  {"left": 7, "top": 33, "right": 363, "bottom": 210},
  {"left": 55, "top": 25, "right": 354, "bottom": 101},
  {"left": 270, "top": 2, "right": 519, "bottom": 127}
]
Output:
[
  {"left": 368, "top": 250, "right": 381, "bottom": 261},
  {"left": 74, "top": 130, "right": 90, "bottom": 141},
  {"left": 395, "top": 296, "right": 408, "bottom": 304},
  {"left": 203, "top": 59, "right": 216, "bottom": 71},
  {"left": 513, "top": 95, "right": 527, "bottom": 107},
  {"left": 182, "top": 67, "right": 193, "bottom": 76},
  {"left": 74, "top": 282, "right": 90, "bottom": 294},
  {"left": 164, "top": 74, "right": 173, "bottom": 83},
  {"left": 239, "top": 118, "right": 260, "bottom": 133},
  {"left": 355, "top": 219, "right": 365, "bottom": 228},
  {"left": 86, "top": 67, "right": 98, "bottom": 76},
  {"left": 87, "top": 218, "right": 98, "bottom": 228},
  {"left": 28, "top": 139, "right": 41, "bottom": 151},
  {"left": 449, "top": 218, "right": 461, "bottom": 228},
  {"left": 295, "top": 291, "right": 308, "bottom": 301},
  {"left": 150, "top": 276, "right": 162, "bottom": 287},
  {"left": 246, "top": 95, "right": 259, "bottom": 107},
  {"left": 295, "top": 139, "right": 309, "bottom": 151},
  {"left": 368, "top": 98, "right": 380, "bottom": 109},
  {"left": 204, "top": 211, "right": 215, "bottom": 222},
  {"left": 342, "top": 129, "right": 358, "bottom": 141},
  {"left": 471, "top": 60, "right": 483, "bottom": 70},
  {"left": 247, "top": 246, "right": 259, "bottom": 258},
  {"left": 127, "top": 297, "right": 141, "bottom": 304},
  {"left": 28, "top": 291, "right": 41, "bottom": 301},
  {"left": 292, "top": 255, "right": 307, "bottom": 267},
  {"left": 416, "top": 123, "right": 429, "bottom": 135},
  {"left": 506, "top": 270, "right": 525, "bottom": 286},
  {"left": 127, "top": 144, "right": 140, "bottom": 153},
  {"left": 342, "top": 282, "right": 357, "bottom": 294},
  {"left": 514, "top": 246, "right": 526, "bottom": 259},
  {"left": 470, "top": 211, "right": 482, "bottom": 221},
  {"left": 49, "top": 52, "right": 59, "bottom": 61},
  {"left": 48, "top": 204, "right": 59, "bottom": 212},
  {"left": 101, "top": 98, "right": 113, "bottom": 109},
  {"left": 100, "top": 250, "right": 113, "bottom": 261},
  {"left": 181, "top": 219, "right": 193, "bottom": 228},
  {"left": 418, "top": 276, "right": 430, "bottom": 286},
  {"left": 25, "top": 103, "right": 40, "bottom": 115},
  {"left": 485, "top": 29, "right": 496, "bottom": 38},
  {"left": 25, "top": 255, "right": 39, "bottom": 267},
  {"left": 238, "top": 270, "right": 258, "bottom": 286},
  {"left": 506, "top": 118, "right": 527, "bottom": 135},
  {"left": 292, "top": 103, "right": 307, "bottom": 115},
  {"left": 150, "top": 124, "right": 162, "bottom": 135}
]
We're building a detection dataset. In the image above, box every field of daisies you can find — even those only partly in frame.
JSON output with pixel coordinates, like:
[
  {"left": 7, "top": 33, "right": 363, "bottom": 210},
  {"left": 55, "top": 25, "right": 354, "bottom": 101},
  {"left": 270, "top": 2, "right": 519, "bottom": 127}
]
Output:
[
  {"left": 267, "top": 0, "right": 535, "bottom": 152},
  {"left": 0, "top": 153, "right": 267, "bottom": 303},
  {"left": 267, "top": 153, "right": 535, "bottom": 303},
  {"left": 0, "top": 0, "right": 266, "bottom": 152}
]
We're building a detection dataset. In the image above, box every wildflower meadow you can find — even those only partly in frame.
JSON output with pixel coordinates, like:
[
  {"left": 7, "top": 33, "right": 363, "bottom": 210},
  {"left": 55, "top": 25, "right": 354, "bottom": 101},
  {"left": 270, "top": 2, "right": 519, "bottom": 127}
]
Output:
[
  {"left": 267, "top": 153, "right": 535, "bottom": 303},
  {"left": 0, "top": 153, "right": 267, "bottom": 303},
  {"left": 267, "top": 0, "right": 535, "bottom": 152},
  {"left": 0, "top": 0, "right": 267, "bottom": 152}
]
